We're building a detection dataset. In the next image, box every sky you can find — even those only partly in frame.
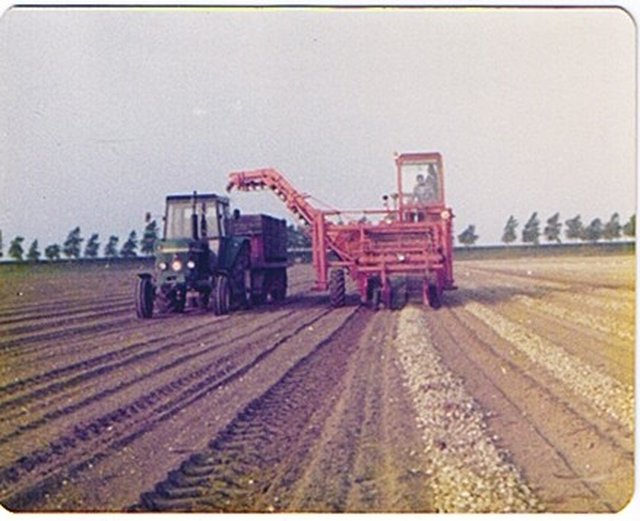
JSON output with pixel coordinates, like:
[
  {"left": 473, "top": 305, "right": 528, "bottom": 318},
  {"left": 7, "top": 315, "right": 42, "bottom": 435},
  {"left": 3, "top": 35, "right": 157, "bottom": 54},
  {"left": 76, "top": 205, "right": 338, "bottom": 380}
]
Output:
[{"left": 0, "top": 3, "right": 636, "bottom": 249}]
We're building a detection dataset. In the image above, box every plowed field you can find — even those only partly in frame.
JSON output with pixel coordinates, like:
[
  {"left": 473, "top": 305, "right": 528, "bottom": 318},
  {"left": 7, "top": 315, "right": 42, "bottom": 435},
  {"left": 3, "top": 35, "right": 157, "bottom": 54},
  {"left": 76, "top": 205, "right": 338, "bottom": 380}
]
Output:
[{"left": 0, "top": 254, "right": 634, "bottom": 513}]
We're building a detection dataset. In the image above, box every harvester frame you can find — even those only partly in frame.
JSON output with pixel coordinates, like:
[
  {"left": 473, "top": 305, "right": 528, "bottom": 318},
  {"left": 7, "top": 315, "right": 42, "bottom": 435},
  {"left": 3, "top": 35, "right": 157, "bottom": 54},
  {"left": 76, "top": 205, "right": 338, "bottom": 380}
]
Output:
[{"left": 227, "top": 151, "right": 456, "bottom": 309}]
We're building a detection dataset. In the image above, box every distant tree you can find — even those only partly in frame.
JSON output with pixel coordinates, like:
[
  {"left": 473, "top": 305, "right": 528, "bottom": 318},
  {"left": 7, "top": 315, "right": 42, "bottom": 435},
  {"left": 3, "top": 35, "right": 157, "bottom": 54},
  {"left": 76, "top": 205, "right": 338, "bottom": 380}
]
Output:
[
  {"left": 522, "top": 212, "right": 541, "bottom": 245},
  {"left": 8, "top": 236, "right": 25, "bottom": 261},
  {"left": 62, "top": 226, "right": 83, "bottom": 259},
  {"left": 26, "top": 240, "right": 41, "bottom": 262},
  {"left": 104, "top": 236, "right": 119, "bottom": 258},
  {"left": 622, "top": 214, "right": 635, "bottom": 239},
  {"left": 84, "top": 233, "right": 100, "bottom": 258},
  {"left": 602, "top": 213, "right": 622, "bottom": 241},
  {"left": 141, "top": 220, "right": 159, "bottom": 256},
  {"left": 583, "top": 218, "right": 604, "bottom": 242},
  {"left": 457, "top": 225, "right": 479, "bottom": 247},
  {"left": 543, "top": 213, "right": 562, "bottom": 243},
  {"left": 120, "top": 231, "right": 138, "bottom": 258},
  {"left": 565, "top": 215, "right": 584, "bottom": 241},
  {"left": 0, "top": 229, "right": 3, "bottom": 258},
  {"left": 44, "top": 244, "right": 61, "bottom": 261},
  {"left": 501, "top": 216, "right": 518, "bottom": 245}
]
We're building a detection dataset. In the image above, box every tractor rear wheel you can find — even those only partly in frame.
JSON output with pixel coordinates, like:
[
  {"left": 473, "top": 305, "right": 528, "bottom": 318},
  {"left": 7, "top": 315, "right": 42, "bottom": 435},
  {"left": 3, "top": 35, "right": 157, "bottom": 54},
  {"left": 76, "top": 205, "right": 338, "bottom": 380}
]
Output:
[
  {"left": 231, "top": 245, "right": 252, "bottom": 309},
  {"left": 329, "top": 269, "right": 346, "bottom": 308},
  {"left": 135, "top": 276, "right": 154, "bottom": 319},
  {"left": 213, "top": 275, "right": 231, "bottom": 316},
  {"left": 270, "top": 268, "right": 288, "bottom": 303}
]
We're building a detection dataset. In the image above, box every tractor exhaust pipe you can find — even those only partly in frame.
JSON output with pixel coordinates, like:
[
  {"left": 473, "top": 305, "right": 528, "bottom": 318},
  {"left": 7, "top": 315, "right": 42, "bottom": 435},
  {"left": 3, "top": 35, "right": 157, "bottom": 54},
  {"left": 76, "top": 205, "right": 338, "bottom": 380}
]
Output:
[{"left": 191, "top": 191, "right": 199, "bottom": 241}]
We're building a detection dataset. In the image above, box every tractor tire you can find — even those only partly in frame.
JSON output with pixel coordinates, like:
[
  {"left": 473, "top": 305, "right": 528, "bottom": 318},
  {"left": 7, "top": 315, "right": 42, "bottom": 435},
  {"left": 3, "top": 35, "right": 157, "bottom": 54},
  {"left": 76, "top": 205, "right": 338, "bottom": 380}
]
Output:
[
  {"left": 250, "top": 271, "right": 267, "bottom": 306},
  {"left": 269, "top": 268, "right": 288, "bottom": 303},
  {"left": 135, "top": 276, "right": 154, "bottom": 319},
  {"left": 231, "top": 245, "right": 252, "bottom": 310},
  {"left": 329, "top": 269, "right": 346, "bottom": 308},
  {"left": 213, "top": 275, "right": 231, "bottom": 316}
]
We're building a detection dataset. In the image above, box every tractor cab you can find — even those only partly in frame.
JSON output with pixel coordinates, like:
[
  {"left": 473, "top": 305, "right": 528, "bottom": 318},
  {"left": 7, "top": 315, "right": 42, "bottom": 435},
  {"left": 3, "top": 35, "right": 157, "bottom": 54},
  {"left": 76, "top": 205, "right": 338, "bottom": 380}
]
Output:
[
  {"left": 394, "top": 152, "right": 445, "bottom": 222},
  {"left": 163, "top": 193, "right": 230, "bottom": 242},
  {"left": 151, "top": 193, "right": 230, "bottom": 310}
]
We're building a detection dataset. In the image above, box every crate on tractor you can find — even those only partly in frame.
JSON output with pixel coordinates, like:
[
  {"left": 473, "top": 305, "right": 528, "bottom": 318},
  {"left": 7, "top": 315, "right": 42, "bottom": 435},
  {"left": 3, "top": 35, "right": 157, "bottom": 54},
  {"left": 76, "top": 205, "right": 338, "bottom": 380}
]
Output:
[
  {"left": 227, "top": 152, "right": 456, "bottom": 310},
  {"left": 135, "top": 192, "right": 288, "bottom": 319}
]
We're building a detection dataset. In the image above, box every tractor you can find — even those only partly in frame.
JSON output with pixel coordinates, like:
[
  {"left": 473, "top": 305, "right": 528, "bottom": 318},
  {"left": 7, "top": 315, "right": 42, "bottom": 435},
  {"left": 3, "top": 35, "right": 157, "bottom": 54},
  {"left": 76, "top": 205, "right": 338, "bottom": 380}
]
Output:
[{"left": 135, "top": 192, "right": 288, "bottom": 318}]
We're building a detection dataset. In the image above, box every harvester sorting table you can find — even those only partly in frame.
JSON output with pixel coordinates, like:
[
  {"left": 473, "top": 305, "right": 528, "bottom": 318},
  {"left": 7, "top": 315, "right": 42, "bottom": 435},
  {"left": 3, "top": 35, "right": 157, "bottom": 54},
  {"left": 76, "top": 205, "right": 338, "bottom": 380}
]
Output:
[{"left": 227, "top": 152, "right": 456, "bottom": 310}]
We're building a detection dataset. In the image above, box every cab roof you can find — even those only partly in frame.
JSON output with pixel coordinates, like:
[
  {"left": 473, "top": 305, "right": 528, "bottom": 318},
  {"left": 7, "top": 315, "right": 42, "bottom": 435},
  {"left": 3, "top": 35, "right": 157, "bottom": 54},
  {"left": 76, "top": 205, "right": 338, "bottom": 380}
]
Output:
[{"left": 165, "top": 193, "right": 230, "bottom": 205}]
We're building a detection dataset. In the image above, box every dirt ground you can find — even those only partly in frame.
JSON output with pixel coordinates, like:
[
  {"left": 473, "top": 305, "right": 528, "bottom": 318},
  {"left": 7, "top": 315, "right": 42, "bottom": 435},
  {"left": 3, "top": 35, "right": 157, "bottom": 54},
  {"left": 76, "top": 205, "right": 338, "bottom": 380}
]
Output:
[{"left": 0, "top": 254, "right": 634, "bottom": 513}]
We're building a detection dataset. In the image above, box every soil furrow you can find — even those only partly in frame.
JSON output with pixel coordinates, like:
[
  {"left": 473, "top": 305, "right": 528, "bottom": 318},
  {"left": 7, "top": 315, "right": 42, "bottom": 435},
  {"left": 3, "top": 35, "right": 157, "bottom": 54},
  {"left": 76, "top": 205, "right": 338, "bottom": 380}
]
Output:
[
  {"left": 426, "top": 304, "right": 632, "bottom": 511},
  {"left": 129, "top": 308, "right": 366, "bottom": 512},
  {"left": 0, "top": 305, "right": 339, "bottom": 507},
  {"left": 0, "top": 306, "right": 300, "bottom": 412}
]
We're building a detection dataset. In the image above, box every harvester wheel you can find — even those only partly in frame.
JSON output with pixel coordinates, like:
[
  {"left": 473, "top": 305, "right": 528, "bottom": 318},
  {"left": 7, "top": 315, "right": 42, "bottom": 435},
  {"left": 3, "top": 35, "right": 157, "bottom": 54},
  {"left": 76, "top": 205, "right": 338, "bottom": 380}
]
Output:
[
  {"left": 329, "top": 269, "right": 346, "bottom": 308},
  {"left": 424, "top": 279, "right": 443, "bottom": 310},
  {"left": 213, "top": 275, "right": 231, "bottom": 316},
  {"left": 366, "top": 277, "right": 381, "bottom": 311},
  {"left": 135, "top": 276, "right": 154, "bottom": 319}
]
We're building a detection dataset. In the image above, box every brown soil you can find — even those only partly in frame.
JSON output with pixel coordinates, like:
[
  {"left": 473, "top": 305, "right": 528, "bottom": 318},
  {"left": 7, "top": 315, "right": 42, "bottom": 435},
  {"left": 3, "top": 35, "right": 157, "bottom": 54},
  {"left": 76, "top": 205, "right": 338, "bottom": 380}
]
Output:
[{"left": 0, "top": 255, "right": 634, "bottom": 513}]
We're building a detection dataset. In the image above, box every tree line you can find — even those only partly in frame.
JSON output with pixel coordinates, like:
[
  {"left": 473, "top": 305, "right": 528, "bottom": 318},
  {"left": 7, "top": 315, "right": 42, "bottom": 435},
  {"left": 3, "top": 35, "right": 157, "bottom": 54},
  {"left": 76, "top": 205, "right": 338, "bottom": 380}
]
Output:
[
  {"left": 0, "top": 222, "right": 311, "bottom": 263},
  {"left": 0, "top": 221, "right": 160, "bottom": 262},
  {"left": 457, "top": 212, "right": 635, "bottom": 247},
  {"left": 0, "top": 212, "right": 634, "bottom": 261}
]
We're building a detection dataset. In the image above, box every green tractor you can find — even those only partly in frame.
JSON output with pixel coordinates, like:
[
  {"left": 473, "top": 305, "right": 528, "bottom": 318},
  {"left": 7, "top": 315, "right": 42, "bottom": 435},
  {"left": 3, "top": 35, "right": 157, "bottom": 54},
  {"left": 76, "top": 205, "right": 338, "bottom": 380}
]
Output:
[{"left": 135, "top": 192, "right": 288, "bottom": 319}]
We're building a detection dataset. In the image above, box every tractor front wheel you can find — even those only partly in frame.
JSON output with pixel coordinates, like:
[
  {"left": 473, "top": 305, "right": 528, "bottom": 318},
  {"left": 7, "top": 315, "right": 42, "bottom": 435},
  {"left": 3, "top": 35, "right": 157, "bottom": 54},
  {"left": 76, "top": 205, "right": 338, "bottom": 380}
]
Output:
[
  {"left": 135, "top": 276, "right": 154, "bottom": 319},
  {"left": 329, "top": 269, "right": 346, "bottom": 308},
  {"left": 213, "top": 275, "right": 231, "bottom": 316}
]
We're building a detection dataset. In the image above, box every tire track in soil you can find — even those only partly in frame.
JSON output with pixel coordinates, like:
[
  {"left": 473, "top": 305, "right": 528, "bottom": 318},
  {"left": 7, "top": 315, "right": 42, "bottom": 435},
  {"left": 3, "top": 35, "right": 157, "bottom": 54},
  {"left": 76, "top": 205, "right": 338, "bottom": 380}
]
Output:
[
  {"left": 0, "top": 305, "right": 300, "bottom": 416},
  {"left": 0, "top": 302, "right": 132, "bottom": 338},
  {"left": 0, "top": 294, "right": 129, "bottom": 320},
  {"left": 0, "top": 314, "right": 136, "bottom": 354},
  {"left": 0, "top": 303, "right": 351, "bottom": 510},
  {"left": 0, "top": 284, "right": 318, "bottom": 414},
  {"left": 130, "top": 309, "right": 431, "bottom": 513},
  {"left": 2, "top": 286, "right": 317, "bottom": 378},
  {"left": 424, "top": 301, "right": 632, "bottom": 512},
  {"left": 0, "top": 317, "right": 228, "bottom": 408},
  {"left": 0, "top": 311, "right": 316, "bottom": 460},
  {"left": 0, "top": 296, "right": 131, "bottom": 329},
  {"left": 0, "top": 304, "right": 330, "bottom": 458}
]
